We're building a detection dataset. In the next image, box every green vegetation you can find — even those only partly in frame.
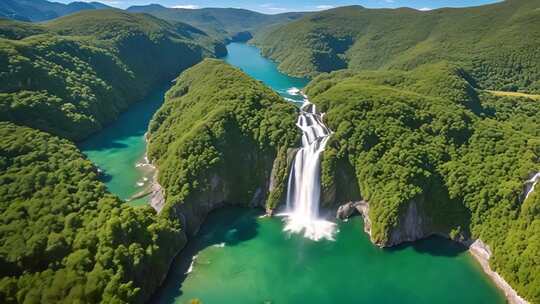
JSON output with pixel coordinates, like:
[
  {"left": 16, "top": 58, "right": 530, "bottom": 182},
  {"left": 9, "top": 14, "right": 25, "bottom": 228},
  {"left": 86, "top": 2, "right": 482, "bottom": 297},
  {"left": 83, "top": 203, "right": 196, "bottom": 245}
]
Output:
[
  {"left": 0, "top": 122, "right": 184, "bottom": 303},
  {"left": 147, "top": 59, "right": 299, "bottom": 218},
  {"left": 254, "top": 0, "right": 540, "bottom": 93},
  {"left": 127, "top": 4, "right": 307, "bottom": 42},
  {"left": 0, "top": 10, "right": 225, "bottom": 141},
  {"left": 306, "top": 63, "right": 540, "bottom": 302},
  {"left": 0, "top": 0, "right": 111, "bottom": 22}
]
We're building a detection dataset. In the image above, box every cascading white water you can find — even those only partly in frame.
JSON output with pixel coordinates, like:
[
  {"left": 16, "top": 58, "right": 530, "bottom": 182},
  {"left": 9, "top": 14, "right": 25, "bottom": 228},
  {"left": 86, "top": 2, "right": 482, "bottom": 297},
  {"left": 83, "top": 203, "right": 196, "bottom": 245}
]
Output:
[
  {"left": 524, "top": 172, "right": 540, "bottom": 201},
  {"left": 281, "top": 91, "right": 336, "bottom": 241}
]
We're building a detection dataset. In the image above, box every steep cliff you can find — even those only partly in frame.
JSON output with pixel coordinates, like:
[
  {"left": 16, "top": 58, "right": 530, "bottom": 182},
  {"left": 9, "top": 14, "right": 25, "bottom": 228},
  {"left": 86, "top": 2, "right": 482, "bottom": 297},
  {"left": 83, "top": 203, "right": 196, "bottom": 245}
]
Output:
[{"left": 146, "top": 59, "right": 300, "bottom": 236}]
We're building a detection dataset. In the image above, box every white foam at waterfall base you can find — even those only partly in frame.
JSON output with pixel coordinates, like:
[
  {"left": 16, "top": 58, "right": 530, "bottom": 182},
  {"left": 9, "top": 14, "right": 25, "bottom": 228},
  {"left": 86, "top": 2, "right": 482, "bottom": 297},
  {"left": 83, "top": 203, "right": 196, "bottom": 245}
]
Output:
[
  {"left": 287, "top": 87, "right": 301, "bottom": 96},
  {"left": 280, "top": 99, "right": 337, "bottom": 241}
]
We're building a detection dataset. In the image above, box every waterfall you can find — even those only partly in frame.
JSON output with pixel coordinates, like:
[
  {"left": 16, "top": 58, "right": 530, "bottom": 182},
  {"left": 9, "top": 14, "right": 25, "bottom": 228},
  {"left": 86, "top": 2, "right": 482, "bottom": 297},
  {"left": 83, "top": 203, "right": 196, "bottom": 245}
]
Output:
[
  {"left": 281, "top": 93, "right": 336, "bottom": 241},
  {"left": 524, "top": 172, "right": 540, "bottom": 201}
]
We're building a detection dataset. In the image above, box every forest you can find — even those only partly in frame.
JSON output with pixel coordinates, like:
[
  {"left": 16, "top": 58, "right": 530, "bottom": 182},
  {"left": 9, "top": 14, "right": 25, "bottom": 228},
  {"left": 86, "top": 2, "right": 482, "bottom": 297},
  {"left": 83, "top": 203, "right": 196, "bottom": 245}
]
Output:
[
  {"left": 0, "top": 1, "right": 538, "bottom": 303},
  {"left": 147, "top": 59, "right": 299, "bottom": 225},
  {"left": 306, "top": 62, "right": 540, "bottom": 302},
  {"left": 0, "top": 10, "right": 225, "bottom": 141},
  {"left": 0, "top": 122, "right": 184, "bottom": 303},
  {"left": 253, "top": 0, "right": 540, "bottom": 93}
]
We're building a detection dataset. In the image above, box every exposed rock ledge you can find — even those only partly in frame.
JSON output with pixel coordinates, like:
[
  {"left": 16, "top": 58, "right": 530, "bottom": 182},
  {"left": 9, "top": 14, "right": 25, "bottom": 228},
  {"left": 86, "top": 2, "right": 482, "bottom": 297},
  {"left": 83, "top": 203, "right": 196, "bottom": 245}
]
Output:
[{"left": 336, "top": 201, "right": 529, "bottom": 304}]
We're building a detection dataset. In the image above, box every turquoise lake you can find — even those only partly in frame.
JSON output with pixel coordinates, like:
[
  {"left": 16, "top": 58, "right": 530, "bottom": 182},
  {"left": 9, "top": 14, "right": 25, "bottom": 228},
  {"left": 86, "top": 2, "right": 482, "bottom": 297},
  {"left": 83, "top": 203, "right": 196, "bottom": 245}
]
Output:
[{"left": 81, "top": 42, "right": 506, "bottom": 304}]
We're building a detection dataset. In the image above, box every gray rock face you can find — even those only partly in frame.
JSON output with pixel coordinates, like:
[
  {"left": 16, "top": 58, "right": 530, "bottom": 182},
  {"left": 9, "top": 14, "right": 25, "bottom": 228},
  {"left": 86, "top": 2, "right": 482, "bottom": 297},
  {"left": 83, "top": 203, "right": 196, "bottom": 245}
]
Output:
[
  {"left": 151, "top": 150, "right": 291, "bottom": 237},
  {"left": 150, "top": 171, "right": 165, "bottom": 213},
  {"left": 336, "top": 201, "right": 360, "bottom": 219},
  {"left": 385, "top": 199, "right": 430, "bottom": 247},
  {"left": 335, "top": 201, "right": 372, "bottom": 236}
]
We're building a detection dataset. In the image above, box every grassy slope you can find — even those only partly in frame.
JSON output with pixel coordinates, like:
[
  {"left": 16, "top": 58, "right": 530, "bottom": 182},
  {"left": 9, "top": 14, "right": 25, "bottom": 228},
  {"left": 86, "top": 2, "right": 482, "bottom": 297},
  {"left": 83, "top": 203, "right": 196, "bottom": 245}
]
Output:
[
  {"left": 0, "top": 10, "right": 225, "bottom": 141},
  {"left": 306, "top": 64, "right": 540, "bottom": 302},
  {"left": 0, "top": 122, "right": 184, "bottom": 304},
  {"left": 127, "top": 5, "right": 307, "bottom": 42},
  {"left": 254, "top": 0, "right": 540, "bottom": 93},
  {"left": 147, "top": 59, "right": 299, "bottom": 217}
]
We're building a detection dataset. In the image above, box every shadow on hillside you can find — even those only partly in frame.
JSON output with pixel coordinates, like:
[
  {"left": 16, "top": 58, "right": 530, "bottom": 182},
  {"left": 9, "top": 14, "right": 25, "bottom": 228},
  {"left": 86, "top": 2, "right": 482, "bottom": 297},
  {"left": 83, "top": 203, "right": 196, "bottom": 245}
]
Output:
[
  {"left": 386, "top": 235, "right": 467, "bottom": 257},
  {"left": 149, "top": 207, "right": 261, "bottom": 303}
]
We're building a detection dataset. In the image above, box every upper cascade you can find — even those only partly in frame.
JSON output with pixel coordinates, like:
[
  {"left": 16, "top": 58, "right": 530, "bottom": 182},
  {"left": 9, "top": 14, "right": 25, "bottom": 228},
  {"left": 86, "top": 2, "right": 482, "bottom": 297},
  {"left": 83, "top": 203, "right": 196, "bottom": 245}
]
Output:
[
  {"left": 524, "top": 172, "right": 540, "bottom": 201},
  {"left": 281, "top": 90, "right": 336, "bottom": 241}
]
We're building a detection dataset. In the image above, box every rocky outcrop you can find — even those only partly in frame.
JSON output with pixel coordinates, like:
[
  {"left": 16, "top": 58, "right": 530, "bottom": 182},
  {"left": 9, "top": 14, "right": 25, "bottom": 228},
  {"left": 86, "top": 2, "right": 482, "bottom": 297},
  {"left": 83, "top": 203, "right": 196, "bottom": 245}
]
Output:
[
  {"left": 385, "top": 199, "right": 431, "bottom": 247},
  {"left": 165, "top": 174, "right": 230, "bottom": 237},
  {"left": 149, "top": 170, "right": 165, "bottom": 213},
  {"left": 336, "top": 199, "right": 432, "bottom": 247},
  {"left": 150, "top": 149, "right": 295, "bottom": 236}
]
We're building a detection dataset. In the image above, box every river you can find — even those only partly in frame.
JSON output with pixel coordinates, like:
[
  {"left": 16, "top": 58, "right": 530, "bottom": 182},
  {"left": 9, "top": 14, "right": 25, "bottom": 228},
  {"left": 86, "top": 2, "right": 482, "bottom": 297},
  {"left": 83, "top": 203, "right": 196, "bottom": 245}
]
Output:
[{"left": 80, "top": 42, "right": 505, "bottom": 304}]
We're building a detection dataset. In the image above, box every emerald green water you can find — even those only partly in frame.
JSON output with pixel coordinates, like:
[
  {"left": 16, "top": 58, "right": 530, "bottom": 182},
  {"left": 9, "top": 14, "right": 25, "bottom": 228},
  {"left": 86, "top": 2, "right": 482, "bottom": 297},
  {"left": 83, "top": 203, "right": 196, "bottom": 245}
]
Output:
[
  {"left": 153, "top": 208, "right": 504, "bottom": 304},
  {"left": 80, "top": 42, "right": 505, "bottom": 303},
  {"left": 79, "top": 86, "right": 169, "bottom": 206},
  {"left": 224, "top": 42, "right": 309, "bottom": 104}
]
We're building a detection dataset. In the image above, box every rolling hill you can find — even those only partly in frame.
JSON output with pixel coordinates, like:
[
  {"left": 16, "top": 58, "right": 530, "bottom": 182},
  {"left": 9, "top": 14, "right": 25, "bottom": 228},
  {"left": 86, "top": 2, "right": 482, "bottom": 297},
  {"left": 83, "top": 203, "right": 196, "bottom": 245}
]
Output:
[
  {"left": 253, "top": 0, "right": 540, "bottom": 93},
  {"left": 0, "top": 0, "right": 111, "bottom": 22},
  {"left": 0, "top": 10, "right": 225, "bottom": 141},
  {"left": 127, "top": 4, "right": 307, "bottom": 42}
]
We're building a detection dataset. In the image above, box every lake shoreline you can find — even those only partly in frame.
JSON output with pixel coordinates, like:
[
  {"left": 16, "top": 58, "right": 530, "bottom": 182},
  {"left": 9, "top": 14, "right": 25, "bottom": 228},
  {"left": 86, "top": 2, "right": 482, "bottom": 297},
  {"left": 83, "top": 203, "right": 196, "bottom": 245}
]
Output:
[{"left": 341, "top": 201, "right": 528, "bottom": 304}]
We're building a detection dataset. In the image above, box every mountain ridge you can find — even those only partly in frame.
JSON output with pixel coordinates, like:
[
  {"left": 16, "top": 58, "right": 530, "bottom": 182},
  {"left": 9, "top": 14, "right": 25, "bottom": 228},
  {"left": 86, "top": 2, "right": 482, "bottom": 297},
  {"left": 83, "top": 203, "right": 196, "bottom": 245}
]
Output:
[
  {"left": 0, "top": 0, "right": 112, "bottom": 22},
  {"left": 253, "top": 0, "right": 540, "bottom": 93}
]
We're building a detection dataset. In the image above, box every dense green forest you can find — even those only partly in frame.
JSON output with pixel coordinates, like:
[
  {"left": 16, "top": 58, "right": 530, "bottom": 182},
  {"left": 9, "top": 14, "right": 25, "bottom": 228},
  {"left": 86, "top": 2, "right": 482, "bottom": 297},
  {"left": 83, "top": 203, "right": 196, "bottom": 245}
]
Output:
[
  {"left": 147, "top": 59, "right": 299, "bottom": 230},
  {"left": 254, "top": 0, "right": 540, "bottom": 93},
  {"left": 305, "top": 63, "right": 540, "bottom": 302},
  {"left": 0, "top": 122, "right": 184, "bottom": 303},
  {"left": 0, "top": 10, "right": 225, "bottom": 141},
  {"left": 127, "top": 5, "right": 307, "bottom": 42}
]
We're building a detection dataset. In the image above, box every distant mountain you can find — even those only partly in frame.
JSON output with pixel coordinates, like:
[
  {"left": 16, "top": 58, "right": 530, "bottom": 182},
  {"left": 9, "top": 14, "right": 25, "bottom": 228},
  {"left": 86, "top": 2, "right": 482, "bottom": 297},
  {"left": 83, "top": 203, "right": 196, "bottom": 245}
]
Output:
[
  {"left": 127, "top": 4, "right": 308, "bottom": 42},
  {"left": 0, "top": 0, "right": 111, "bottom": 22},
  {"left": 253, "top": 0, "right": 540, "bottom": 93}
]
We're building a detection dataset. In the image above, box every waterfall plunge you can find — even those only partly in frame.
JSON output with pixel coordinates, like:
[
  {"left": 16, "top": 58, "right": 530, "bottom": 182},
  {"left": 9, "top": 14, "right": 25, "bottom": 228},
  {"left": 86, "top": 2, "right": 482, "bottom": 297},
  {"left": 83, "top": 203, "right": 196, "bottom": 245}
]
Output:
[
  {"left": 281, "top": 95, "right": 337, "bottom": 241},
  {"left": 524, "top": 172, "right": 540, "bottom": 201}
]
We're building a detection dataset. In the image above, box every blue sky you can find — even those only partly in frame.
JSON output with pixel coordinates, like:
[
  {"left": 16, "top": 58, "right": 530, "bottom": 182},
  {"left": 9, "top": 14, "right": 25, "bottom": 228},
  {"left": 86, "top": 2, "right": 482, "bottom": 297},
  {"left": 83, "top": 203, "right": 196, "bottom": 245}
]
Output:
[{"left": 59, "top": 0, "right": 501, "bottom": 13}]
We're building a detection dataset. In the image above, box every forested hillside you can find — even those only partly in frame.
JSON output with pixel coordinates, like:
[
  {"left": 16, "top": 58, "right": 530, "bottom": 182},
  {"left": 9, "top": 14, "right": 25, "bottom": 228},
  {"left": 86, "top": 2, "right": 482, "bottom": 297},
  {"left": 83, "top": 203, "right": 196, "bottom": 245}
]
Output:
[
  {"left": 0, "top": 10, "right": 225, "bottom": 141},
  {"left": 127, "top": 5, "right": 307, "bottom": 42},
  {"left": 306, "top": 63, "right": 540, "bottom": 302},
  {"left": 0, "top": 0, "right": 110, "bottom": 22},
  {"left": 0, "top": 122, "right": 184, "bottom": 303},
  {"left": 147, "top": 59, "right": 299, "bottom": 233},
  {"left": 254, "top": 0, "right": 540, "bottom": 93}
]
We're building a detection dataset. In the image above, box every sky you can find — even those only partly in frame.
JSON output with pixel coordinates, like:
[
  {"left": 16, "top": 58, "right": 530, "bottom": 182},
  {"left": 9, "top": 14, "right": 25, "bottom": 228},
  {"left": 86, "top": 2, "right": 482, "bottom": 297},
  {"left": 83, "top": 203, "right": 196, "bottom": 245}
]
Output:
[{"left": 58, "top": 0, "right": 501, "bottom": 13}]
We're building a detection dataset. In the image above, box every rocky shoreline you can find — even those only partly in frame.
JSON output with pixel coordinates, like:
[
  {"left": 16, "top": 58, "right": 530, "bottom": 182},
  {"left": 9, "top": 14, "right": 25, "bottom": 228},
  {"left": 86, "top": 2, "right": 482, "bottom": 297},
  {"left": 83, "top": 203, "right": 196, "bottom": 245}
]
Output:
[
  {"left": 468, "top": 239, "right": 528, "bottom": 304},
  {"left": 336, "top": 201, "right": 529, "bottom": 304}
]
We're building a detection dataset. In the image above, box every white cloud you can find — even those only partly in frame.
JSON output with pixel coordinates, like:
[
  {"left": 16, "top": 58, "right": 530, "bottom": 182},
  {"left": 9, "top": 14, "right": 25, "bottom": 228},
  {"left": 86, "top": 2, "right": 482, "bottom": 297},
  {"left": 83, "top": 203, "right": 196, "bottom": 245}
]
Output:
[
  {"left": 260, "top": 3, "right": 287, "bottom": 12},
  {"left": 418, "top": 7, "right": 432, "bottom": 11},
  {"left": 315, "top": 5, "right": 335, "bottom": 10},
  {"left": 172, "top": 4, "right": 200, "bottom": 9}
]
